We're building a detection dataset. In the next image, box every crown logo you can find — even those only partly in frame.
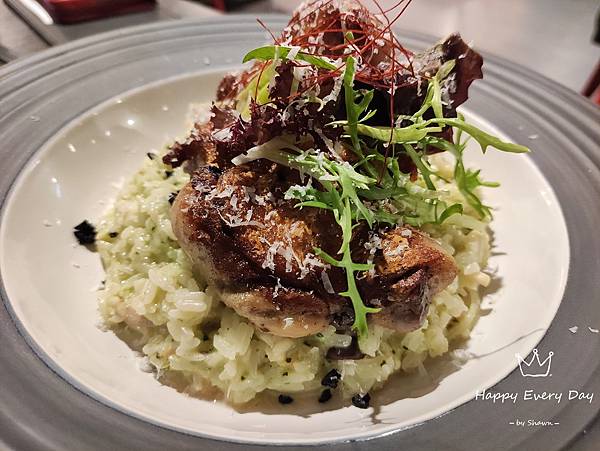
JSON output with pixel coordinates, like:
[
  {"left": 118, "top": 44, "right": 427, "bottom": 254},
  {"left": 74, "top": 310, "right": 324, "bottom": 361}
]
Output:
[{"left": 516, "top": 349, "right": 553, "bottom": 377}]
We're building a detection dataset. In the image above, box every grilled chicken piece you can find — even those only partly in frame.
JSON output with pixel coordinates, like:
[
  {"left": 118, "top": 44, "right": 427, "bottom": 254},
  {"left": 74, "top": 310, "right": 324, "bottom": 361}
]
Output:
[
  {"left": 171, "top": 165, "right": 348, "bottom": 338},
  {"left": 171, "top": 164, "right": 458, "bottom": 338}
]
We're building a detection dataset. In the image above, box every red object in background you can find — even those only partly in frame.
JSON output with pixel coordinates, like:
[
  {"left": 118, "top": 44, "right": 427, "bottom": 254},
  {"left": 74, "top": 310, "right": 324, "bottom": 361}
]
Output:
[
  {"left": 211, "top": 0, "right": 226, "bottom": 12},
  {"left": 582, "top": 60, "right": 600, "bottom": 106},
  {"left": 36, "top": 0, "right": 156, "bottom": 24}
]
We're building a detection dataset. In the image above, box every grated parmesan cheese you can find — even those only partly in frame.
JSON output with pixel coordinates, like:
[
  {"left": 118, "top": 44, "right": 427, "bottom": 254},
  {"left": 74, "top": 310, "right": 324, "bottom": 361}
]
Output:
[{"left": 321, "top": 270, "right": 335, "bottom": 294}]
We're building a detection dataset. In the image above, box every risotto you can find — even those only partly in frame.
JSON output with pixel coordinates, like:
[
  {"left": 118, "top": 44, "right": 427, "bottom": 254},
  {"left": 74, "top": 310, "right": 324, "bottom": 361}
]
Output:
[{"left": 95, "top": 108, "right": 491, "bottom": 404}]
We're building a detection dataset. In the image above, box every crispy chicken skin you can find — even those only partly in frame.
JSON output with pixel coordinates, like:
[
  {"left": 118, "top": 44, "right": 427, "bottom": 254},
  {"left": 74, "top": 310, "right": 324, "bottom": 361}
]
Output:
[
  {"left": 171, "top": 163, "right": 458, "bottom": 338},
  {"left": 364, "top": 231, "right": 458, "bottom": 330}
]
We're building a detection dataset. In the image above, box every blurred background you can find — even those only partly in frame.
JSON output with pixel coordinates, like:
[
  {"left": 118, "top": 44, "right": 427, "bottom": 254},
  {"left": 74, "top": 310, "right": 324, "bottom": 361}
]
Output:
[{"left": 1, "top": 0, "right": 599, "bottom": 100}]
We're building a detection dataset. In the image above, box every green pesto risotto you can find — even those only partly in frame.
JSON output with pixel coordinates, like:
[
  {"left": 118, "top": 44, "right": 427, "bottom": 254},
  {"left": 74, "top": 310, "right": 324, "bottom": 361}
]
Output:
[{"left": 96, "top": 120, "right": 491, "bottom": 404}]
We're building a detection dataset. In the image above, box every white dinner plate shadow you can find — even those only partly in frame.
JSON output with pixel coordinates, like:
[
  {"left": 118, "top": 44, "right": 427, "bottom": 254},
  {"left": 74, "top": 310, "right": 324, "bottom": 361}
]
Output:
[{"left": 0, "top": 70, "right": 569, "bottom": 445}]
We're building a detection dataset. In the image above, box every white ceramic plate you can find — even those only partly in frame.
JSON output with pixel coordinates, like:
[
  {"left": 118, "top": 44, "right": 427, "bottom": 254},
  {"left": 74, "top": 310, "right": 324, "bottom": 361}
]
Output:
[{"left": 0, "top": 70, "right": 569, "bottom": 445}]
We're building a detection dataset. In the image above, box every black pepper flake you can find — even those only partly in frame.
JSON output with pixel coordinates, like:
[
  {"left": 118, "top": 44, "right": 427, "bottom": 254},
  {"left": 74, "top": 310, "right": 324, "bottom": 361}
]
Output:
[
  {"left": 206, "top": 165, "right": 222, "bottom": 176},
  {"left": 165, "top": 170, "right": 173, "bottom": 178},
  {"left": 285, "top": 357, "right": 292, "bottom": 363},
  {"left": 147, "top": 152, "right": 156, "bottom": 160},
  {"left": 321, "top": 369, "right": 342, "bottom": 388},
  {"left": 318, "top": 389, "right": 332, "bottom": 403},
  {"left": 73, "top": 220, "right": 96, "bottom": 245},
  {"left": 351, "top": 393, "right": 371, "bottom": 409},
  {"left": 108, "top": 232, "right": 119, "bottom": 238},
  {"left": 168, "top": 192, "right": 178, "bottom": 205},
  {"left": 278, "top": 394, "right": 293, "bottom": 405}
]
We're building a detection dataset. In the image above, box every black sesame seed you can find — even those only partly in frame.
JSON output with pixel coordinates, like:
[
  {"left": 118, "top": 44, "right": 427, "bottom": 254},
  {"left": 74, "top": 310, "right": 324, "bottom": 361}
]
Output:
[
  {"left": 318, "top": 389, "right": 332, "bottom": 403},
  {"left": 73, "top": 220, "right": 96, "bottom": 245},
  {"left": 146, "top": 152, "right": 156, "bottom": 160},
  {"left": 164, "top": 170, "right": 173, "bottom": 178},
  {"left": 321, "top": 369, "right": 342, "bottom": 388},
  {"left": 108, "top": 232, "right": 118, "bottom": 238},
  {"left": 278, "top": 394, "right": 293, "bottom": 405},
  {"left": 351, "top": 393, "right": 371, "bottom": 409}
]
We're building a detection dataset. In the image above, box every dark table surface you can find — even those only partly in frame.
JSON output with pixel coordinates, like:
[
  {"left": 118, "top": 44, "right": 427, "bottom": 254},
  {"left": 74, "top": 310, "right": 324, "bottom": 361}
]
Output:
[{"left": 0, "top": 0, "right": 219, "bottom": 61}]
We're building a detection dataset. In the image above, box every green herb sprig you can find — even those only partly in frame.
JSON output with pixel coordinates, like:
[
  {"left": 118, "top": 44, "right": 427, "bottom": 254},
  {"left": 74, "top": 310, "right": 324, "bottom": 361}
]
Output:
[{"left": 243, "top": 45, "right": 338, "bottom": 70}]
